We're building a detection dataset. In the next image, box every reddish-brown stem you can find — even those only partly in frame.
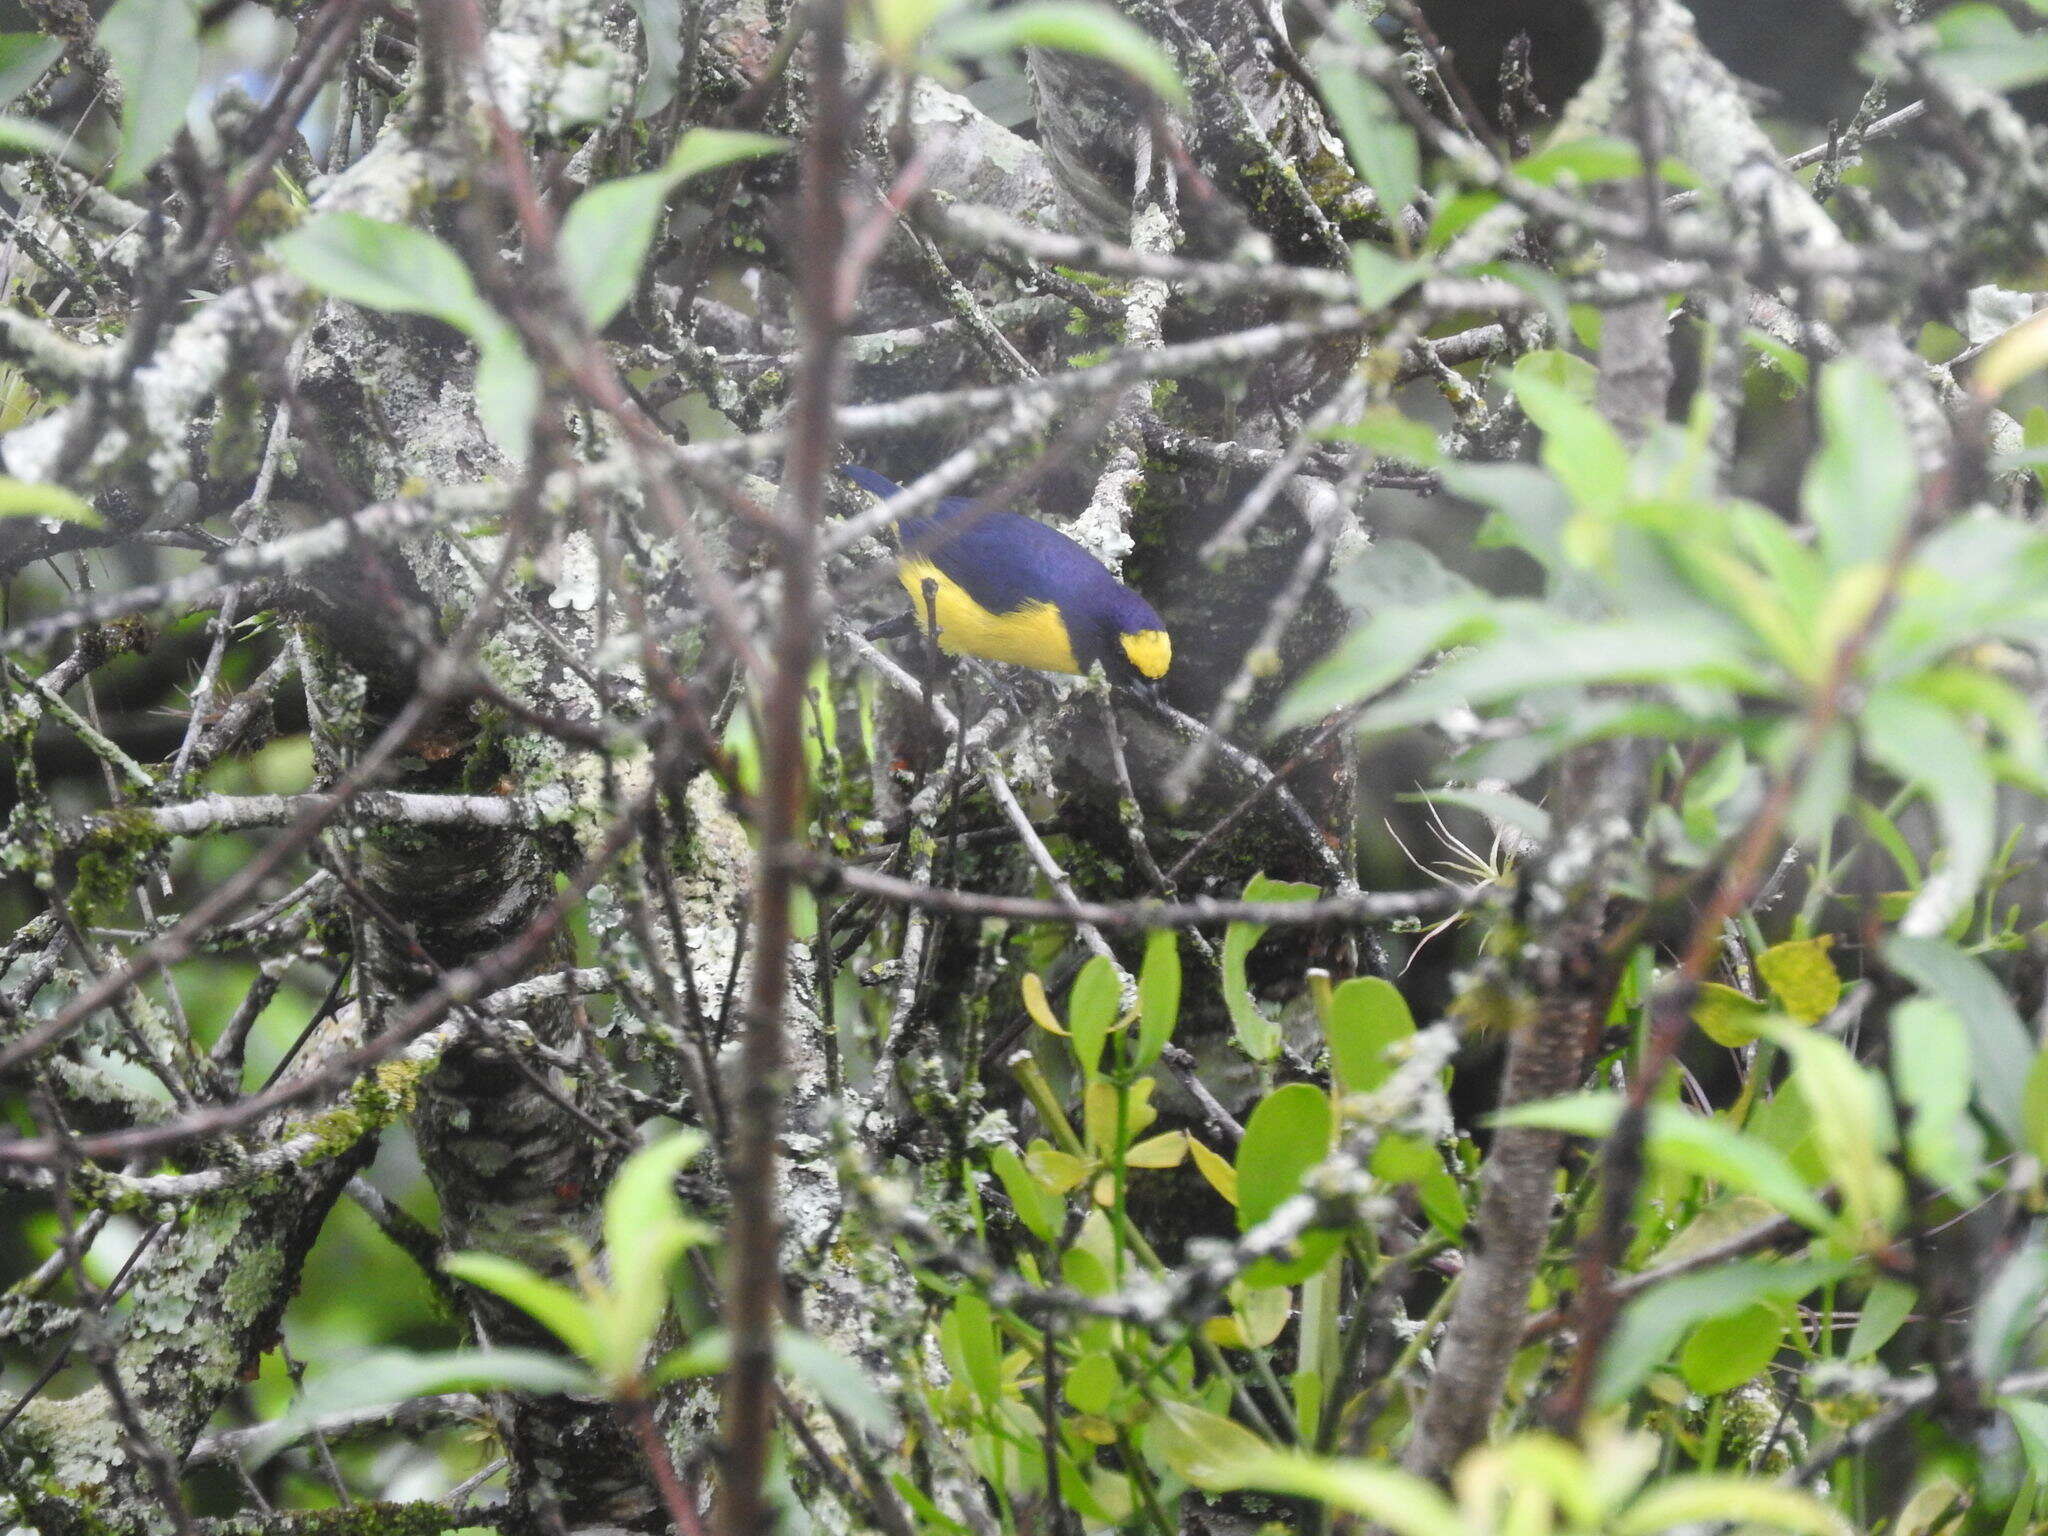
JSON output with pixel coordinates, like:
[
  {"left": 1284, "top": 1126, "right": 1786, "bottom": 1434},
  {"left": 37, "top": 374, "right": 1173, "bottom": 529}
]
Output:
[
  {"left": 625, "top": 1395, "right": 707, "bottom": 1536},
  {"left": 1552, "top": 471, "right": 1933, "bottom": 1428},
  {"left": 716, "top": 0, "right": 850, "bottom": 1529}
]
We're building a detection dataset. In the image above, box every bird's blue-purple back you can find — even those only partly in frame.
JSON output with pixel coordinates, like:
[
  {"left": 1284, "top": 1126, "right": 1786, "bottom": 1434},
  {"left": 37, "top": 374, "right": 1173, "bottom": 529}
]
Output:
[{"left": 836, "top": 465, "right": 1162, "bottom": 642}]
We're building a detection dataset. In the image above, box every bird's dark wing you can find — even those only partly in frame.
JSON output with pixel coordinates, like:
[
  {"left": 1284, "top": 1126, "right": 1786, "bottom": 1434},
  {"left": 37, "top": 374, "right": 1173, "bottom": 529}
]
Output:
[
  {"left": 835, "top": 464, "right": 902, "bottom": 501},
  {"left": 840, "top": 463, "right": 1137, "bottom": 636},
  {"left": 905, "top": 504, "right": 1124, "bottom": 618},
  {"left": 837, "top": 463, "right": 977, "bottom": 523}
]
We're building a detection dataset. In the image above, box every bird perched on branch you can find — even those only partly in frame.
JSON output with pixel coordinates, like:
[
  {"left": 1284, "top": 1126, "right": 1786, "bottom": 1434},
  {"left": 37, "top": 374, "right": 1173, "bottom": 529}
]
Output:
[{"left": 838, "top": 465, "right": 1173, "bottom": 699}]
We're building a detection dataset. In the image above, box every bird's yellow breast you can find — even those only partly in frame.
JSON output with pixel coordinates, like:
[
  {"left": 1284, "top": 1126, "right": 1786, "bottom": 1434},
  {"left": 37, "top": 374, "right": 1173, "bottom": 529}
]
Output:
[{"left": 897, "top": 557, "right": 1082, "bottom": 674}]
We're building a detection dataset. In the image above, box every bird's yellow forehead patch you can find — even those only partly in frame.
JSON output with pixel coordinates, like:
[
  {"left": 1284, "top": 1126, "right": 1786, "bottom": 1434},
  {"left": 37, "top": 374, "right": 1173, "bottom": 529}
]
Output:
[{"left": 1121, "top": 629, "right": 1172, "bottom": 680}]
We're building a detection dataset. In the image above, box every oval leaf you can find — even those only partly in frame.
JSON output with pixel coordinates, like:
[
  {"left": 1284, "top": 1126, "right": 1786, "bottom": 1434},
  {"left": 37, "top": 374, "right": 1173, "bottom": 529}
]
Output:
[{"left": 935, "top": 1, "right": 1187, "bottom": 107}]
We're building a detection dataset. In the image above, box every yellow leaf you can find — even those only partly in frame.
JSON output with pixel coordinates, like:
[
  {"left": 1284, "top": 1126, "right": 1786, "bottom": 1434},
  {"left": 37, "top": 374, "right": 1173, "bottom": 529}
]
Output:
[
  {"left": 1973, "top": 305, "right": 2048, "bottom": 399},
  {"left": 1027, "top": 1143, "right": 1093, "bottom": 1195},
  {"left": 1022, "top": 972, "right": 1066, "bottom": 1035},
  {"left": 1757, "top": 937, "right": 1840, "bottom": 1024},
  {"left": 1083, "top": 1078, "right": 1160, "bottom": 1156},
  {"left": 1202, "top": 1281, "right": 1291, "bottom": 1349},
  {"left": 1202, "top": 1316, "right": 1247, "bottom": 1347},
  {"left": 1126, "top": 1131, "right": 1188, "bottom": 1168},
  {"left": 1190, "top": 1136, "right": 1238, "bottom": 1206}
]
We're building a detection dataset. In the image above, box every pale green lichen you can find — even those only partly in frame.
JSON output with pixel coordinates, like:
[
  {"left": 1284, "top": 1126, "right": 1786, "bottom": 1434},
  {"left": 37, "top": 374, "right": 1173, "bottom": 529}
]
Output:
[
  {"left": 11, "top": 1387, "right": 125, "bottom": 1496},
  {"left": 293, "top": 1056, "right": 429, "bottom": 1166}
]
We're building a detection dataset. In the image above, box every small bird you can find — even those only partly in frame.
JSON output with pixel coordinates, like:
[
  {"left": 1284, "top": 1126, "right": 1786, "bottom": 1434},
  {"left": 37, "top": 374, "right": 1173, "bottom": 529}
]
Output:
[{"left": 838, "top": 465, "right": 1172, "bottom": 697}]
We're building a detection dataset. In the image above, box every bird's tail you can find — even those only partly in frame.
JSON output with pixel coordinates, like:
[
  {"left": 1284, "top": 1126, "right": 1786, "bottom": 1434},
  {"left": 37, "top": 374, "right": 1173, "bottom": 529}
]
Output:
[{"left": 835, "top": 464, "right": 904, "bottom": 501}]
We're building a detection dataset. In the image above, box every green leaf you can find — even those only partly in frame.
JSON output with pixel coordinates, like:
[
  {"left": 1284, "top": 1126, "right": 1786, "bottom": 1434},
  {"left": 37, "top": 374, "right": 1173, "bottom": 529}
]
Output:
[
  {"left": 1319, "top": 53, "right": 1419, "bottom": 217},
  {"left": 1359, "top": 617, "right": 1765, "bottom": 734},
  {"left": 1318, "top": 406, "right": 1442, "bottom": 467},
  {"left": 990, "top": 1144, "right": 1062, "bottom": 1242},
  {"left": 1972, "top": 1241, "right": 2048, "bottom": 1383},
  {"left": 248, "top": 1348, "right": 596, "bottom": 1468},
  {"left": 272, "top": 213, "right": 495, "bottom": 334},
  {"left": 1755, "top": 937, "right": 1840, "bottom": 1024},
  {"left": 1909, "top": 665, "right": 2048, "bottom": 787},
  {"left": 0, "top": 34, "right": 64, "bottom": 113},
  {"left": 1616, "top": 1477, "right": 1852, "bottom": 1536},
  {"left": 1512, "top": 347, "right": 1598, "bottom": 401},
  {"left": 1410, "top": 785, "right": 1550, "bottom": 843},
  {"left": 98, "top": 0, "right": 198, "bottom": 187},
  {"left": 1678, "top": 1300, "right": 1784, "bottom": 1394},
  {"left": 1350, "top": 246, "right": 1427, "bottom": 310},
  {"left": 1220, "top": 875, "right": 1318, "bottom": 1060},
  {"left": 1862, "top": 687, "right": 1995, "bottom": 942},
  {"left": 599, "top": 1131, "right": 710, "bottom": 1379},
  {"left": 1887, "top": 935, "right": 2032, "bottom": 1148},
  {"left": 1415, "top": 1162, "right": 1467, "bottom": 1241},
  {"left": 1930, "top": 4, "right": 2048, "bottom": 92},
  {"left": 866, "top": 0, "right": 966, "bottom": 57},
  {"left": 441, "top": 1253, "right": 604, "bottom": 1366},
  {"left": 1132, "top": 928, "right": 1180, "bottom": 1069},
  {"left": 272, "top": 213, "right": 542, "bottom": 457},
  {"left": 558, "top": 130, "right": 785, "bottom": 329},
  {"left": 1331, "top": 537, "right": 1476, "bottom": 615},
  {"left": 1743, "top": 327, "right": 1811, "bottom": 394},
  {"left": 0, "top": 115, "right": 88, "bottom": 166},
  {"left": 1274, "top": 596, "right": 1494, "bottom": 733},
  {"left": 1325, "top": 977, "right": 1414, "bottom": 1095},
  {"left": 646, "top": 1326, "right": 896, "bottom": 1434},
  {"left": 1425, "top": 186, "right": 1506, "bottom": 250},
  {"left": 1803, "top": 358, "right": 1913, "bottom": 570},
  {"left": 649, "top": 1328, "right": 727, "bottom": 1386},
  {"left": 1597, "top": 1259, "right": 1848, "bottom": 1405},
  {"left": 1847, "top": 1278, "right": 1915, "bottom": 1360},
  {"left": 1148, "top": 1400, "right": 1277, "bottom": 1488},
  {"left": 1511, "top": 356, "right": 1632, "bottom": 518},
  {"left": 1784, "top": 720, "right": 1853, "bottom": 845},
  {"left": 473, "top": 336, "right": 543, "bottom": 461},
  {"left": 2003, "top": 1397, "right": 2048, "bottom": 1486},
  {"left": 559, "top": 170, "right": 687, "bottom": 324},
  {"left": 934, "top": 2, "right": 1187, "bottom": 107},
  {"left": 1758, "top": 1018, "right": 1901, "bottom": 1241},
  {"left": 0, "top": 477, "right": 97, "bottom": 525},
  {"left": 1066, "top": 953, "right": 1120, "bottom": 1078},
  {"left": 1235, "top": 1083, "right": 1340, "bottom": 1285},
  {"left": 2026, "top": 1049, "right": 2048, "bottom": 1165},
  {"left": 603, "top": 1129, "right": 714, "bottom": 1252},
  {"left": 1064, "top": 1350, "right": 1118, "bottom": 1416},
  {"left": 777, "top": 1330, "right": 897, "bottom": 1436},
  {"left": 1690, "top": 982, "right": 1770, "bottom": 1049},
  {"left": 1237, "top": 1084, "right": 1331, "bottom": 1228},
  {"left": 1891, "top": 997, "right": 1983, "bottom": 1198},
  {"left": 1494, "top": 1093, "right": 1831, "bottom": 1231},
  {"left": 945, "top": 1293, "right": 1002, "bottom": 1406},
  {"left": 1195, "top": 1448, "right": 1463, "bottom": 1536},
  {"left": 1511, "top": 135, "right": 1658, "bottom": 187},
  {"left": 624, "top": 0, "right": 685, "bottom": 114}
]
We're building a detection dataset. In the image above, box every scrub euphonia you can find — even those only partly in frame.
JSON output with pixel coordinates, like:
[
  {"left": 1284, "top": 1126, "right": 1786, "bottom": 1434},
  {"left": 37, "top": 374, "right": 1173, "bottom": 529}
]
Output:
[{"left": 839, "top": 465, "right": 1173, "bottom": 695}]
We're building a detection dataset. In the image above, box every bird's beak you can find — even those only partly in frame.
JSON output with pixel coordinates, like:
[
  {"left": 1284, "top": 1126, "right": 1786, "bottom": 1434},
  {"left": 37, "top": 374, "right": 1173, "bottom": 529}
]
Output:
[{"left": 1123, "top": 678, "right": 1165, "bottom": 708}]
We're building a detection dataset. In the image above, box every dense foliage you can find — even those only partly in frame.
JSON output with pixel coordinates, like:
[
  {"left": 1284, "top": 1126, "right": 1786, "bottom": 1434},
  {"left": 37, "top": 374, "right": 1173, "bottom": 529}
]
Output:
[{"left": 5, "top": 0, "right": 2048, "bottom": 1532}]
